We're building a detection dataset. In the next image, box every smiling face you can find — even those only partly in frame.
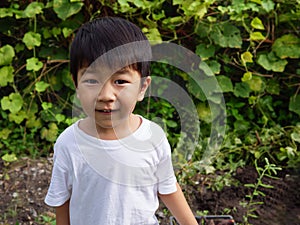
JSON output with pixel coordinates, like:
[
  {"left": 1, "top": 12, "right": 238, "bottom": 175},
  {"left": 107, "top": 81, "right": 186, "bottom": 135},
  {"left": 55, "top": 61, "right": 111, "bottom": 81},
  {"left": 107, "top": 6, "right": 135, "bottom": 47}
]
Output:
[{"left": 76, "top": 66, "right": 151, "bottom": 139}]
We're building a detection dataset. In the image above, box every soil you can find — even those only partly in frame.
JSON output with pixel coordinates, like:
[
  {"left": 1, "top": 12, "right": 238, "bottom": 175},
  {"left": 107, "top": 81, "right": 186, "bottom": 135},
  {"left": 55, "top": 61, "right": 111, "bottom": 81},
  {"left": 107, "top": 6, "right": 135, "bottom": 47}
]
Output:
[{"left": 0, "top": 157, "right": 300, "bottom": 225}]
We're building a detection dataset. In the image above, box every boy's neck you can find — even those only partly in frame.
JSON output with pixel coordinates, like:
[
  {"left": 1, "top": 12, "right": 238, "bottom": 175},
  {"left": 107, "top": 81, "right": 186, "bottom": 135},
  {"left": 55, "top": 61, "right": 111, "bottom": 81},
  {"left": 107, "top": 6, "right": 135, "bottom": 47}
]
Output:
[{"left": 78, "top": 115, "right": 142, "bottom": 140}]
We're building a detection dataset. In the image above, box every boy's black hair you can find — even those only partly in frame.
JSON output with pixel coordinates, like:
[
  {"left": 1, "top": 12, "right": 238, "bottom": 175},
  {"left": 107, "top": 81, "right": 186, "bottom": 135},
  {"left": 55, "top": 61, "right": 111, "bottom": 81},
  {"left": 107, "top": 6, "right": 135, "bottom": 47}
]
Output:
[{"left": 70, "top": 17, "right": 151, "bottom": 87}]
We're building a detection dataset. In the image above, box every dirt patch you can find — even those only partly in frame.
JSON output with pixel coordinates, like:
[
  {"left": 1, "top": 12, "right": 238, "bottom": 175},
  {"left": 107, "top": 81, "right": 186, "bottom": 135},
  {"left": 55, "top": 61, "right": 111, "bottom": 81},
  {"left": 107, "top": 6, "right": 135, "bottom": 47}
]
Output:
[{"left": 0, "top": 158, "right": 300, "bottom": 224}]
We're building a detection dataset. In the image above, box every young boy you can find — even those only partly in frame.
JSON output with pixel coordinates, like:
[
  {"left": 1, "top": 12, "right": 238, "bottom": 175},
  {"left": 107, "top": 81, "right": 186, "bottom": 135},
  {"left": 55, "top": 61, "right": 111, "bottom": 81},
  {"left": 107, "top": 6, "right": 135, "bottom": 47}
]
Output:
[{"left": 45, "top": 17, "right": 198, "bottom": 225}]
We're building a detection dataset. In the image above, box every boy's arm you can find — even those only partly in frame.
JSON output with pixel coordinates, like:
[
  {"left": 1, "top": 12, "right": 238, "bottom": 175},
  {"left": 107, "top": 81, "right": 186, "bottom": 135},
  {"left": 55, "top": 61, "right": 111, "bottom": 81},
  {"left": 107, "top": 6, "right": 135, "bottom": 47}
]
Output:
[
  {"left": 55, "top": 200, "right": 70, "bottom": 225},
  {"left": 159, "top": 182, "right": 198, "bottom": 225}
]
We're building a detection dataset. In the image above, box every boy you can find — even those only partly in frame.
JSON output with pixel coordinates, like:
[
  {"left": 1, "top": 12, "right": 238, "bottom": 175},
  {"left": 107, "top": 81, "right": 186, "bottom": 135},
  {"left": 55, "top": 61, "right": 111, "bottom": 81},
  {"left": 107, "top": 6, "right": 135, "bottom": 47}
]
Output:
[{"left": 45, "top": 17, "right": 198, "bottom": 225}]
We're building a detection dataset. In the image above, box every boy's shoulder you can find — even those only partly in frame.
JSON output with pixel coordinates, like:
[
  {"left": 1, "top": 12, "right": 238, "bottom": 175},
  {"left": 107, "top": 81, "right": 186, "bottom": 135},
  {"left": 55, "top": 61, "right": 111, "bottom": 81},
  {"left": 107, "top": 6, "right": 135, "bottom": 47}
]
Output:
[{"left": 55, "top": 121, "right": 78, "bottom": 145}]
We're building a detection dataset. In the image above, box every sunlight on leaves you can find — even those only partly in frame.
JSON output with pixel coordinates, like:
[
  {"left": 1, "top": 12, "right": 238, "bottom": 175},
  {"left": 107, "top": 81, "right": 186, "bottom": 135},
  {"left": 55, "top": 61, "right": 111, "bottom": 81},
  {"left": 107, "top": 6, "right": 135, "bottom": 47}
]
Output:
[
  {"left": 0, "top": 45, "right": 15, "bottom": 66},
  {"left": 26, "top": 57, "right": 43, "bottom": 71},
  {"left": 0, "top": 66, "right": 14, "bottom": 87},
  {"left": 1, "top": 93, "right": 23, "bottom": 114},
  {"left": 272, "top": 34, "right": 300, "bottom": 59},
  {"left": 22, "top": 32, "right": 41, "bottom": 50},
  {"left": 251, "top": 17, "right": 265, "bottom": 30}
]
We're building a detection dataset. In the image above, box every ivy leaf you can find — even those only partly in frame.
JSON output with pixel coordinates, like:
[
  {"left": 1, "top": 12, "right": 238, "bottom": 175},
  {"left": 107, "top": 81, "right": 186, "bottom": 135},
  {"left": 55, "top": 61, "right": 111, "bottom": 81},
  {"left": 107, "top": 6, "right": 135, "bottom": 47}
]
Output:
[
  {"left": 0, "top": 128, "right": 12, "bottom": 139},
  {"left": 35, "top": 81, "right": 50, "bottom": 93},
  {"left": 9, "top": 110, "right": 28, "bottom": 124},
  {"left": 241, "top": 52, "right": 253, "bottom": 65},
  {"left": 0, "top": 45, "right": 15, "bottom": 66},
  {"left": 291, "top": 132, "right": 300, "bottom": 143},
  {"left": 257, "top": 52, "right": 288, "bottom": 72},
  {"left": 206, "top": 60, "right": 221, "bottom": 74},
  {"left": 246, "top": 76, "right": 264, "bottom": 92},
  {"left": 289, "top": 95, "right": 300, "bottom": 116},
  {"left": 272, "top": 34, "right": 300, "bottom": 59},
  {"left": 242, "top": 71, "right": 252, "bottom": 82},
  {"left": 210, "top": 23, "right": 242, "bottom": 48},
  {"left": 42, "top": 102, "right": 53, "bottom": 110},
  {"left": 142, "top": 27, "right": 162, "bottom": 42},
  {"left": 1, "top": 93, "right": 23, "bottom": 114},
  {"left": 41, "top": 123, "right": 58, "bottom": 142},
  {"left": 197, "top": 102, "right": 211, "bottom": 123},
  {"left": 53, "top": 0, "right": 83, "bottom": 20},
  {"left": 23, "top": 2, "right": 44, "bottom": 18},
  {"left": 266, "top": 79, "right": 280, "bottom": 95},
  {"left": 195, "top": 43, "right": 215, "bottom": 60},
  {"left": 234, "top": 82, "right": 251, "bottom": 98},
  {"left": 0, "top": 8, "right": 14, "bottom": 18},
  {"left": 250, "top": 31, "right": 265, "bottom": 41},
  {"left": 62, "top": 27, "right": 73, "bottom": 38},
  {"left": 2, "top": 153, "right": 17, "bottom": 163},
  {"left": 251, "top": 17, "right": 265, "bottom": 30},
  {"left": 216, "top": 75, "right": 233, "bottom": 93},
  {"left": 22, "top": 32, "right": 41, "bottom": 50},
  {"left": 0, "top": 66, "right": 14, "bottom": 87},
  {"left": 26, "top": 57, "right": 43, "bottom": 71},
  {"left": 261, "top": 0, "right": 275, "bottom": 13}
]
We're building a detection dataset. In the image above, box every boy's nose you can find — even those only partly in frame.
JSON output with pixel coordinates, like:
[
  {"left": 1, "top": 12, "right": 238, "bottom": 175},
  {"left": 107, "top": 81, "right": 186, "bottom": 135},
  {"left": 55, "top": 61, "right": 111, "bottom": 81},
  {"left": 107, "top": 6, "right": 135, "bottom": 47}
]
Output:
[{"left": 97, "top": 82, "right": 116, "bottom": 102}]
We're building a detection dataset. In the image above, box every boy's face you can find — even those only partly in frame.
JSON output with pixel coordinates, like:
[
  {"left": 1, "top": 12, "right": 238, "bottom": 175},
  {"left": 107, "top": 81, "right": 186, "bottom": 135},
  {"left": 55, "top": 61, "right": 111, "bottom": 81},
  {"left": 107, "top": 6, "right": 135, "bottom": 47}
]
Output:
[{"left": 76, "top": 66, "right": 151, "bottom": 133}]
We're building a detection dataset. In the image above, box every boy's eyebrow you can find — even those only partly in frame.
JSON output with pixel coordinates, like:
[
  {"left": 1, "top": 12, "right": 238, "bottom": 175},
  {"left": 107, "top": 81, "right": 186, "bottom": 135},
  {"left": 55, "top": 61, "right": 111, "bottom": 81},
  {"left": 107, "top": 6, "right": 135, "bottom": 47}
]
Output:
[{"left": 113, "top": 67, "right": 132, "bottom": 75}]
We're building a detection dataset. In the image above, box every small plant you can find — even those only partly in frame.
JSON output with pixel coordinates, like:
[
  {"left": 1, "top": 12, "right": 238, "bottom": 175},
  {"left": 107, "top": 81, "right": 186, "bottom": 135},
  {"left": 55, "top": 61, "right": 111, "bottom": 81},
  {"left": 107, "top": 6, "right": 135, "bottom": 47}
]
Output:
[{"left": 240, "top": 157, "right": 282, "bottom": 225}]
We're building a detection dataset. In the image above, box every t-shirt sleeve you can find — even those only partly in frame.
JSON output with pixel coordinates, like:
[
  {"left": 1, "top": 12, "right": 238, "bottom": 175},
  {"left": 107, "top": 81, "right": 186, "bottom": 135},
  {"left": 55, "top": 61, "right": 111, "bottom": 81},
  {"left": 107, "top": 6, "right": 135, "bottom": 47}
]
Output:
[
  {"left": 44, "top": 143, "right": 73, "bottom": 207},
  {"left": 156, "top": 137, "right": 177, "bottom": 195}
]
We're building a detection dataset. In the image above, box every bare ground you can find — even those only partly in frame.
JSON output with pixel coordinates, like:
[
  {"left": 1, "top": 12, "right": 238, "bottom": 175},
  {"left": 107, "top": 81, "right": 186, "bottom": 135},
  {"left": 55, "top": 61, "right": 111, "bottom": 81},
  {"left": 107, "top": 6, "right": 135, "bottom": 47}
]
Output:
[{"left": 0, "top": 157, "right": 300, "bottom": 225}]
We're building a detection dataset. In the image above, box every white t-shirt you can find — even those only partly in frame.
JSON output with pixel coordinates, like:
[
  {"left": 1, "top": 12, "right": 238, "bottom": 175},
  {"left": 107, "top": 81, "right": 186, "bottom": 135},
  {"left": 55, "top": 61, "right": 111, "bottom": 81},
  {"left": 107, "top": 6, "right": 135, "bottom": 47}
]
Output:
[{"left": 45, "top": 116, "right": 177, "bottom": 225}]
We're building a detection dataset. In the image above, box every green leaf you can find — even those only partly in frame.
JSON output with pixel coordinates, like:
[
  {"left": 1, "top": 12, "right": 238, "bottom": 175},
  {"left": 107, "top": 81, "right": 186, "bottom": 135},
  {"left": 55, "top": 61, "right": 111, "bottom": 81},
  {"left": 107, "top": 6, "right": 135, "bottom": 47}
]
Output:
[
  {"left": 142, "top": 27, "right": 162, "bottom": 42},
  {"left": 216, "top": 75, "right": 233, "bottom": 93},
  {"left": 35, "top": 81, "right": 50, "bottom": 93},
  {"left": 272, "top": 34, "right": 300, "bottom": 59},
  {"left": 1, "top": 93, "right": 23, "bottom": 114},
  {"left": 246, "top": 76, "right": 264, "bottom": 92},
  {"left": 289, "top": 95, "right": 300, "bottom": 116},
  {"left": 211, "top": 23, "right": 242, "bottom": 48},
  {"left": 62, "top": 27, "right": 73, "bottom": 38},
  {"left": 250, "top": 31, "right": 265, "bottom": 41},
  {"left": 0, "top": 66, "right": 14, "bottom": 87},
  {"left": 206, "top": 60, "right": 221, "bottom": 75},
  {"left": 41, "top": 123, "right": 58, "bottom": 142},
  {"left": 257, "top": 52, "right": 288, "bottom": 72},
  {"left": 195, "top": 43, "right": 215, "bottom": 60},
  {"left": 0, "top": 45, "right": 15, "bottom": 66},
  {"left": 55, "top": 113, "right": 66, "bottom": 123},
  {"left": 261, "top": 0, "right": 275, "bottom": 12},
  {"left": 0, "top": 8, "right": 14, "bottom": 18},
  {"left": 291, "top": 132, "right": 300, "bottom": 143},
  {"left": 23, "top": 2, "right": 44, "bottom": 18},
  {"left": 22, "top": 32, "right": 41, "bottom": 50},
  {"left": 9, "top": 110, "right": 28, "bottom": 124},
  {"left": 53, "top": 0, "right": 83, "bottom": 20},
  {"left": 197, "top": 103, "right": 211, "bottom": 123},
  {"left": 234, "top": 82, "right": 251, "bottom": 98},
  {"left": 2, "top": 153, "right": 17, "bottom": 163},
  {"left": 0, "top": 128, "right": 12, "bottom": 140},
  {"left": 26, "top": 57, "right": 43, "bottom": 71},
  {"left": 241, "top": 51, "right": 253, "bottom": 65},
  {"left": 251, "top": 17, "right": 265, "bottom": 30},
  {"left": 241, "top": 71, "right": 252, "bottom": 82},
  {"left": 42, "top": 102, "right": 53, "bottom": 110},
  {"left": 266, "top": 79, "right": 280, "bottom": 95}
]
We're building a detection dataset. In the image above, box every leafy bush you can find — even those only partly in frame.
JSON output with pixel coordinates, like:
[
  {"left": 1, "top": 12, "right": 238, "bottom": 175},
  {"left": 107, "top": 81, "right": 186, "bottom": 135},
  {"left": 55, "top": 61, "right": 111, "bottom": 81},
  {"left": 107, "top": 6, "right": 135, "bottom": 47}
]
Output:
[{"left": 0, "top": 0, "right": 299, "bottom": 170}]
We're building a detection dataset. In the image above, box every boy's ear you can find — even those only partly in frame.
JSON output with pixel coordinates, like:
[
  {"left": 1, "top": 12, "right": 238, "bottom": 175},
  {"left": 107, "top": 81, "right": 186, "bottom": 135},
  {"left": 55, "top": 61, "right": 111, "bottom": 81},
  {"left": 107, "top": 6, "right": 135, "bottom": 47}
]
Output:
[{"left": 137, "top": 76, "right": 151, "bottom": 101}]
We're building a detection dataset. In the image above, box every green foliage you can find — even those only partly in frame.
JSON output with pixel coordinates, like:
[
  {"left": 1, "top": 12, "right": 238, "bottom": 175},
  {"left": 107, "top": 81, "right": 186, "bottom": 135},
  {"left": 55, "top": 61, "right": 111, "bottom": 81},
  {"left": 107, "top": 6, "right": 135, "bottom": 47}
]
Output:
[
  {"left": 240, "top": 158, "right": 282, "bottom": 224},
  {"left": 0, "top": 1, "right": 299, "bottom": 172}
]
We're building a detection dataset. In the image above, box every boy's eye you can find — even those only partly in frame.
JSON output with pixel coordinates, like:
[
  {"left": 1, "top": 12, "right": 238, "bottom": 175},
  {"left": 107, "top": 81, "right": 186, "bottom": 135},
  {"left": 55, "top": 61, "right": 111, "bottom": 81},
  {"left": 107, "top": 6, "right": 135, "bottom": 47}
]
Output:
[
  {"left": 114, "top": 80, "right": 129, "bottom": 85},
  {"left": 83, "top": 79, "right": 98, "bottom": 84}
]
